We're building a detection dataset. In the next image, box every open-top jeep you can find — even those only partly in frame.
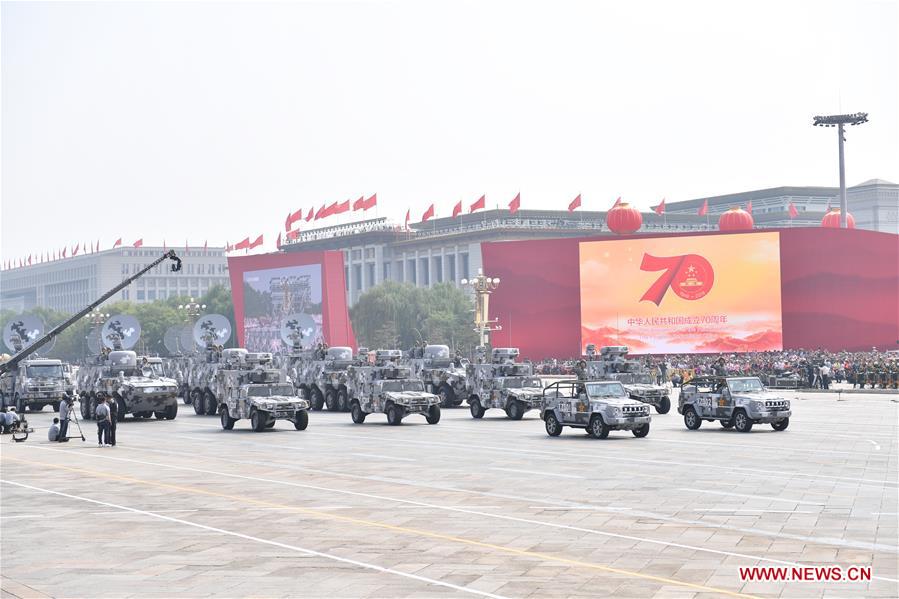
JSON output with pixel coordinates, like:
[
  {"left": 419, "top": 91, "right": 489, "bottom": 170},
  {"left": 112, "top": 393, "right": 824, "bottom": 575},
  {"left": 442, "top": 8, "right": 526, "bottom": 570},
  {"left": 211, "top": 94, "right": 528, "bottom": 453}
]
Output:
[
  {"left": 541, "top": 379, "right": 651, "bottom": 438},
  {"left": 678, "top": 376, "right": 791, "bottom": 432},
  {"left": 467, "top": 347, "right": 544, "bottom": 419}
]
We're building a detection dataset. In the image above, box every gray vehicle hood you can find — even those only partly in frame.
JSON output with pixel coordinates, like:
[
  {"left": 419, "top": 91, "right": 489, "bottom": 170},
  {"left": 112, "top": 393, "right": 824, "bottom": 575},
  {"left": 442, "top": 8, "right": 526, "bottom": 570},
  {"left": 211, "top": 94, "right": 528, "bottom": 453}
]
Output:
[{"left": 384, "top": 391, "right": 439, "bottom": 404}]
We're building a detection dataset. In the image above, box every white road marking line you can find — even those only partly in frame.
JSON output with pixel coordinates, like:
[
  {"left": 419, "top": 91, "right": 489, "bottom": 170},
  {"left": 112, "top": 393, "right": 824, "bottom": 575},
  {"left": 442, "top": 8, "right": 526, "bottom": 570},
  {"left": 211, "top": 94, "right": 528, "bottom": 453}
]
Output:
[
  {"left": 872, "top": 512, "right": 899, "bottom": 515},
  {"left": 350, "top": 452, "right": 417, "bottom": 462},
  {"left": 868, "top": 440, "right": 882, "bottom": 451},
  {"left": 529, "top": 506, "right": 632, "bottom": 511},
  {"left": 693, "top": 509, "right": 816, "bottom": 514},
  {"left": 0, "top": 514, "right": 41, "bottom": 519},
  {"left": 0, "top": 479, "right": 509, "bottom": 599},
  {"left": 488, "top": 467, "right": 585, "bottom": 479},
  {"left": 678, "top": 488, "right": 827, "bottom": 506}
]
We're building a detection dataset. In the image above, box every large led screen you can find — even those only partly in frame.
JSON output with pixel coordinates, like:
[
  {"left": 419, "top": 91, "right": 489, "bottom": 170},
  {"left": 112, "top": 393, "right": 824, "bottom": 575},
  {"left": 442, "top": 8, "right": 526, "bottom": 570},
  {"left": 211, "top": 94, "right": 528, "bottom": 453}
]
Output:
[
  {"left": 579, "top": 232, "right": 783, "bottom": 354},
  {"left": 242, "top": 264, "right": 323, "bottom": 352}
]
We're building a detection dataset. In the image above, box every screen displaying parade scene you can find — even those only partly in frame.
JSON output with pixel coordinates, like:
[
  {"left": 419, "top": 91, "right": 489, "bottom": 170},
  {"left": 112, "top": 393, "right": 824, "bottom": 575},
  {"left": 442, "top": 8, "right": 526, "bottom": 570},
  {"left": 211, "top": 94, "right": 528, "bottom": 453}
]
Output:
[
  {"left": 579, "top": 232, "right": 783, "bottom": 354},
  {"left": 241, "top": 263, "right": 323, "bottom": 352}
]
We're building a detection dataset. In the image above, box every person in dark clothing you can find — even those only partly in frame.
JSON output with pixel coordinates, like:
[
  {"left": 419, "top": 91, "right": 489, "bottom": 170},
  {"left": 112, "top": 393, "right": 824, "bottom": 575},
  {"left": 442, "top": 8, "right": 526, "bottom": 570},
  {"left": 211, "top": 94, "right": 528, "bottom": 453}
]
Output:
[
  {"left": 108, "top": 398, "right": 118, "bottom": 446},
  {"left": 95, "top": 397, "right": 111, "bottom": 447}
]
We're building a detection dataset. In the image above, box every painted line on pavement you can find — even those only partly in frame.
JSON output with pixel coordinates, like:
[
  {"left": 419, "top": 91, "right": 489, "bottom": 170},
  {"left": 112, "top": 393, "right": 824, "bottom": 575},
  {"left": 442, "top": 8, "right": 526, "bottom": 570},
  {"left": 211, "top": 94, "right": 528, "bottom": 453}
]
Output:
[
  {"left": 350, "top": 452, "right": 417, "bottom": 462},
  {"left": 678, "top": 488, "right": 827, "bottom": 506},
  {"left": 488, "top": 467, "right": 585, "bottom": 479}
]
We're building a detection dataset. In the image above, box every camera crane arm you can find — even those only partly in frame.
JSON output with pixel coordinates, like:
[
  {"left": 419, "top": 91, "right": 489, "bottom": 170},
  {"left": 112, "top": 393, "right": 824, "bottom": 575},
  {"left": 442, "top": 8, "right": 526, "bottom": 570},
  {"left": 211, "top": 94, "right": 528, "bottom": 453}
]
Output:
[{"left": 0, "top": 250, "right": 183, "bottom": 375}]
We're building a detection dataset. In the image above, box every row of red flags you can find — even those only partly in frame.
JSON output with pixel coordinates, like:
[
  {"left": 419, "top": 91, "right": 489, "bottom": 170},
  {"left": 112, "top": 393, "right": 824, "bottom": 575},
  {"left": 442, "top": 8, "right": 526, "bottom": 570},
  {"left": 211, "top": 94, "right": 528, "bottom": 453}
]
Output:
[
  {"left": 284, "top": 194, "right": 378, "bottom": 233},
  {"left": 3, "top": 239, "right": 214, "bottom": 270},
  {"left": 226, "top": 235, "right": 264, "bottom": 253}
]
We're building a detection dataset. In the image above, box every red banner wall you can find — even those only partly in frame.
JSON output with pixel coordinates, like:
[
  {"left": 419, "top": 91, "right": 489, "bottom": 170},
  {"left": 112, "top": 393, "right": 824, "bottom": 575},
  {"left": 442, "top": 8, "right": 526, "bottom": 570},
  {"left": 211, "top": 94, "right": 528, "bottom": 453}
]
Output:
[{"left": 483, "top": 228, "right": 898, "bottom": 359}]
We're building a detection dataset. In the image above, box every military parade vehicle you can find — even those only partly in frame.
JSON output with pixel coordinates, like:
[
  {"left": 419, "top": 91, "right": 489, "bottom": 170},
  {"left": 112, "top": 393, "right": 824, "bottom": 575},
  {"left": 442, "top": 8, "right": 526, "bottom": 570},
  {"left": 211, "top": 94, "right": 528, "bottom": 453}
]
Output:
[
  {"left": 678, "top": 375, "right": 791, "bottom": 432},
  {"left": 466, "top": 347, "right": 544, "bottom": 420},
  {"left": 79, "top": 351, "right": 180, "bottom": 420},
  {"left": 408, "top": 344, "right": 468, "bottom": 407},
  {"left": 218, "top": 352, "right": 310, "bottom": 432},
  {"left": 0, "top": 358, "right": 70, "bottom": 413},
  {"left": 540, "top": 379, "right": 652, "bottom": 438},
  {"left": 579, "top": 345, "right": 672, "bottom": 414},
  {"left": 187, "top": 347, "right": 248, "bottom": 415},
  {"left": 347, "top": 350, "right": 441, "bottom": 425},
  {"left": 296, "top": 345, "right": 358, "bottom": 412}
]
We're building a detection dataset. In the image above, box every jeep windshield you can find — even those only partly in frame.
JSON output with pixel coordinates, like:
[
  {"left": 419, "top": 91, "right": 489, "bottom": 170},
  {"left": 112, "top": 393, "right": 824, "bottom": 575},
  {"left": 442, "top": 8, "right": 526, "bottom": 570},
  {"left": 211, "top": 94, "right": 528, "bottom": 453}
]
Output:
[
  {"left": 327, "top": 348, "right": 353, "bottom": 361},
  {"left": 247, "top": 385, "right": 296, "bottom": 397},
  {"left": 380, "top": 380, "right": 425, "bottom": 392},
  {"left": 25, "top": 365, "right": 63, "bottom": 378},
  {"left": 727, "top": 378, "right": 765, "bottom": 393},
  {"left": 586, "top": 382, "right": 627, "bottom": 398},
  {"left": 502, "top": 377, "right": 541, "bottom": 389},
  {"left": 425, "top": 346, "right": 450, "bottom": 359}
]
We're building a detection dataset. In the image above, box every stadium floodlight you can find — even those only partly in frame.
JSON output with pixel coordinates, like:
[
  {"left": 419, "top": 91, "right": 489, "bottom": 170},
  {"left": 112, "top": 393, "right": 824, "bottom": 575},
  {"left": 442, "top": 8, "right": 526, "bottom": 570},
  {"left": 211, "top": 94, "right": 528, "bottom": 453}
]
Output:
[{"left": 813, "top": 112, "right": 869, "bottom": 228}]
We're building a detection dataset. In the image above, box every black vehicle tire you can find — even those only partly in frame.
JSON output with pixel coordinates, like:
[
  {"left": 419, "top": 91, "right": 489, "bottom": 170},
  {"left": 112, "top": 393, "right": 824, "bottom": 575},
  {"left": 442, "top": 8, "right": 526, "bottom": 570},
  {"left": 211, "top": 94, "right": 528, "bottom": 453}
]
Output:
[
  {"left": 80, "top": 394, "right": 90, "bottom": 419},
  {"left": 154, "top": 411, "right": 164, "bottom": 419},
  {"left": 469, "top": 398, "right": 485, "bottom": 419},
  {"left": 164, "top": 402, "right": 178, "bottom": 420},
  {"left": 311, "top": 388, "right": 324, "bottom": 411},
  {"left": 506, "top": 400, "right": 524, "bottom": 421},
  {"left": 15, "top": 394, "right": 25, "bottom": 415},
  {"left": 588, "top": 415, "right": 610, "bottom": 439},
  {"left": 220, "top": 409, "right": 235, "bottom": 430},
  {"left": 337, "top": 389, "right": 349, "bottom": 412},
  {"left": 88, "top": 396, "right": 98, "bottom": 420},
  {"left": 771, "top": 417, "right": 789, "bottom": 431},
  {"left": 386, "top": 404, "right": 403, "bottom": 426},
  {"left": 656, "top": 396, "right": 671, "bottom": 414},
  {"left": 266, "top": 421, "right": 275, "bottom": 428},
  {"left": 294, "top": 410, "right": 309, "bottom": 431},
  {"left": 191, "top": 389, "right": 204, "bottom": 415},
  {"left": 182, "top": 388, "right": 192, "bottom": 405},
  {"left": 733, "top": 409, "right": 753, "bottom": 433},
  {"left": 720, "top": 419, "right": 735, "bottom": 429},
  {"left": 298, "top": 385, "right": 310, "bottom": 401},
  {"left": 325, "top": 388, "right": 339, "bottom": 411},
  {"left": 251, "top": 410, "right": 267, "bottom": 432},
  {"left": 116, "top": 397, "right": 127, "bottom": 422},
  {"left": 204, "top": 391, "right": 217, "bottom": 416},
  {"left": 351, "top": 401, "right": 366, "bottom": 424},
  {"left": 426, "top": 404, "right": 441, "bottom": 425},
  {"left": 632, "top": 423, "right": 650, "bottom": 438},
  {"left": 544, "top": 411, "right": 562, "bottom": 437},
  {"left": 438, "top": 383, "right": 456, "bottom": 408},
  {"left": 683, "top": 407, "right": 701, "bottom": 430},
  {"left": 51, "top": 401, "right": 60, "bottom": 413}
]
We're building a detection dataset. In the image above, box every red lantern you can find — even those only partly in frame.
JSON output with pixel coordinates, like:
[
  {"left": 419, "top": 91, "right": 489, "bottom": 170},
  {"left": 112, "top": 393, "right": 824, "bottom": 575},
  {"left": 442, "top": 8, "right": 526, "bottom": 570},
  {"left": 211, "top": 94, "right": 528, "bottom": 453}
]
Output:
[
  {"left": 821, "top": 209, "right": 855, "bottom": 229},
  {"left": 717, "top": 207, "right": 754, "bottom": 231},
  {"left": 606, "top": 202, "right": 643, "bottom": 234}
]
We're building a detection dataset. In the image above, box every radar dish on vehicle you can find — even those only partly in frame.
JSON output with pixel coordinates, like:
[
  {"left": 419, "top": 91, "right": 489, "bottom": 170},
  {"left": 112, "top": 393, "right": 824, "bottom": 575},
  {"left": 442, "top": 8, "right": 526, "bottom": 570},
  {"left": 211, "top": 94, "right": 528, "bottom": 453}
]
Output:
[
  {"left": 86, "top": 331, "right": 102, "bottom": 355},
  {"left": 163, "top": 326, "right": 182, "bottom": 355},
  {"left": 280, "top": 313, "right": 317, "bottom": 350},
  {"left": 101, "top": 314, "right": 141, "bottom": 350},
  {"left": 3, "top": 315, "right": 44, "bottom": 353},
  {"left": 193, "top": 314, "right": 231, "bottom": 349}
]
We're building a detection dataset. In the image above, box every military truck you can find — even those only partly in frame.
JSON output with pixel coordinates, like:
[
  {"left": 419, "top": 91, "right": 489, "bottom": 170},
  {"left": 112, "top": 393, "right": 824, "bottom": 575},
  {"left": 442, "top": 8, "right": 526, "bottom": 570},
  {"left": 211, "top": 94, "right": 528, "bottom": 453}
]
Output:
[
  {"left": 541, "top": 379, "right": 652, "bottom": 438},
  {"left": 187, "top": 347, "right": 248, "bottom": 415},
  {"left": 347, "top": 353, "right": 441, "bottom": 425},
  {"left": 679, "top": 375, "right": 791, "bottom": 432},
  {"left": 295, "top": 346, "right": 358, "bottom": 412},
  {"left": 580, "top": 345, "right": 671, "bottom": 414},
  {"left": 0, "top": 358, "right": 70, "bottom": 413},
  {"left": 409, "top": 344, "right": 468, "bottom": 407},
  {"left": 79, "top": 351, "right": 180, "bottom": 420},
  {"left": 218, "top": 354, "right": 309, "bottom": 432},
  {"left": 466, "top": 348, "right": 544, "bottom": 420}
]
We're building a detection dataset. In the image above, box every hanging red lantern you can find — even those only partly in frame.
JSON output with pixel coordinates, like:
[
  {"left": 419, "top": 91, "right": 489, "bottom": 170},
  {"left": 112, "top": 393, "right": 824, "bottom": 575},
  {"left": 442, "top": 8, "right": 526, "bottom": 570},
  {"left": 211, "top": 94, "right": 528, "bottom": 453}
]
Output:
[
  {"left": 821, "top": 208, "right": 855, "bottom": 229},
  {"left": 717, "top": 207, "right": 754, "bottom": 231},
  {"left": 606, "top": 202, "right": 643, "bottom": 234}
]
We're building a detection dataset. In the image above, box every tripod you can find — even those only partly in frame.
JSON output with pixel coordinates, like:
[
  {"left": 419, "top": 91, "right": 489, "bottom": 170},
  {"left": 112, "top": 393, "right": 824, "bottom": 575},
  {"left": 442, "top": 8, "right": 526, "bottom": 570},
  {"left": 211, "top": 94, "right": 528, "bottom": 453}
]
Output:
[{"left": 64, "top": 407, "right": 87, "bottom": 442}]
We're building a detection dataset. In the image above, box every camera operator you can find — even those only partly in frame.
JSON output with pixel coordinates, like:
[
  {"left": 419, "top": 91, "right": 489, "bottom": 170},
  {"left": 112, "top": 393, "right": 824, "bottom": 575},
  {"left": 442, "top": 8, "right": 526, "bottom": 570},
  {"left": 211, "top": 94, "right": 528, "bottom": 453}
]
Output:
[
  {"left": 57, "top": 396, "right": 72, "bottom": 442},
  {"left": 1, "top": 407, "right": 19, "bottom": 434}
]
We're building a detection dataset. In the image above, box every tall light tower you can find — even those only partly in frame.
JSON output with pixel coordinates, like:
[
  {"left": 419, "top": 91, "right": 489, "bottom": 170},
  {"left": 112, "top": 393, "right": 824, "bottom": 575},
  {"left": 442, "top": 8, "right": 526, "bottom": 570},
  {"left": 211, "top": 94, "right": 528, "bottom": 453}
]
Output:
[
  {"left": 177, "top": 297, "right": 205, "bottom": 352},
  {"left": 812, "top": 112, "right": 868, "bottom": 228},
  {"left": 460, "top": 269, "right": 501, "bottom": 355}
]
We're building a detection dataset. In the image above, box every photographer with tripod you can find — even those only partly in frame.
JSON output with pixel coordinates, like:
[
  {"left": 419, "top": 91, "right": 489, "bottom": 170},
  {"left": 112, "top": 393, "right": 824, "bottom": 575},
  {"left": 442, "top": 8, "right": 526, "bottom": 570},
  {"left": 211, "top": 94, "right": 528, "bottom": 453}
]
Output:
[{"left": 57, "top": 396, "right": 73, "bottom": 442}]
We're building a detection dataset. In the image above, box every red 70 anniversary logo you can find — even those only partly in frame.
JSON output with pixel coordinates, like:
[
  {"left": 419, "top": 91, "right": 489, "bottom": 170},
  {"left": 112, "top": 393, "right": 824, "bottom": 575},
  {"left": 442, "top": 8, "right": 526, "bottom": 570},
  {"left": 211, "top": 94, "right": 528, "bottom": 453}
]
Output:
[{"left": 639, "top": 253, "right": 714, "bottom": 305}]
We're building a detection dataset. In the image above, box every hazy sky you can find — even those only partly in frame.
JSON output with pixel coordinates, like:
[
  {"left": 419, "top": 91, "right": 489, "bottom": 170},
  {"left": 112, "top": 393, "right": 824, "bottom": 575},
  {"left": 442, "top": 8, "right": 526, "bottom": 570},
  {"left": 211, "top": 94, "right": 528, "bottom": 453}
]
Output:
[{"left": 2, "top": 0, "right": 897, "bottom": 259}]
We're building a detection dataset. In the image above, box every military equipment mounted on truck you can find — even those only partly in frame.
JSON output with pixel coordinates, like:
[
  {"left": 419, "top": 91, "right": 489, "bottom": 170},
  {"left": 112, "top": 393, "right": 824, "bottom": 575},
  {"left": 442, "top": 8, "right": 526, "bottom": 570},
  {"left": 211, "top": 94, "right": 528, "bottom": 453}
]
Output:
[
  {"left": 580, "top": 345, "right": 672, "bottom": 414},
  {"left": 187, "top": 347, "right": 248, "bottom": 415},
  {"left": 78, "top": 351, "right": 179, "bottom": 420},
  {"left": 409, "top": 344, "right": 468, "bottom": 407},
  {"left": 0, "top": 358, "right": 70, "bottom": 413},
  {"left": 466, "top": 347, "right": 544, "bottom": 420},
  {"left": 296, "top": 346, "right": 358, "bottom": 412}
]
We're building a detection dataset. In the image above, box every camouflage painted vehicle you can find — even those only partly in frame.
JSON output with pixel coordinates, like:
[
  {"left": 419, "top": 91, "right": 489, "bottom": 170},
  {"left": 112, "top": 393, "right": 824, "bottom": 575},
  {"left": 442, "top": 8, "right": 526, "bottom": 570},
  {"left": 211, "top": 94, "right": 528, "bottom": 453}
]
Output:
[
  {"left": 295, "top": 346, "right": 358, "bottom": 412},
  {"left": 163, "top": 356, "right": 193, "bottom": 404},
  {"left": 187, "top": 348, "right": 247, "bottom": 415},
  {"left": 0, "top": 358, "right": 71, "bottom": 413},
  {"left": 78, "top": 351, "right": 179, "bottom": 421},
  {"left": 466, "top": 348, "right": 544, "bottom": 420},
  {"left": 679, "top": 376, "right": 791, "bottom": 432},
  {"left": 581, "top": 345, "right": 671, "bottom": 414},
  {"left": 347, "top": 355, "right": 441, "bottom": 425},
  {"left": 409, "top": 344, "right": 468, "bottom": 407},
  {"left": 218, "top": 361, "right": 309, "bottom": 432},
  {"left": 541, "top": 379, "right": 651, "bottom": 438}
]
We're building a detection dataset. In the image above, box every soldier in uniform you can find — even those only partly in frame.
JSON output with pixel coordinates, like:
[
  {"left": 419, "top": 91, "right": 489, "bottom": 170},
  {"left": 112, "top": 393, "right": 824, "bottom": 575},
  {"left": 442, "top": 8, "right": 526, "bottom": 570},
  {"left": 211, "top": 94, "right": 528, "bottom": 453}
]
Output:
[{"left": 574, "top": 360, "right": 587, "bottom": 381}]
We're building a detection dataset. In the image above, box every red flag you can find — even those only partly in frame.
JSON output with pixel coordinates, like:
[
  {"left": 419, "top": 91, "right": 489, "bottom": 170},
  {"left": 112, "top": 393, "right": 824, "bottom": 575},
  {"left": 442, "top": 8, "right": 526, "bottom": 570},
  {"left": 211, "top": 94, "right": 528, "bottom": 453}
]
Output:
[
  {"left": 654, "top": 199, "right": 666, "bottom": 215},
  {"left": 226, "top": 242, "right": 233, "bottom": 252},
  {"left": 204, "top": 240, "right": 208, "bottom": 250},
  {"left": 133, "top": 239, "right": 143, "bottom": 248},
  {"left": 234, "top": 237, "right": 250, "bottom": 250},
  {"left": 324, "top": 201, "right": 339, "bottom": 218},
  {"left": 470, "top": 195, "right": 486, "bottom": 213},
  {"left": 287, "top": 230, "right": 300, "bottom": 240},
  {"left": 352, "top": 196, "right": 365, "bottom": 211},
  {"left": 363, "top": 194, "right": 377, "bottom": 210},
  {"left": 288, "top": 208, "right": 304, "bottom": 229},
  {"left": 509, "top": 193, "right": 520, "bottom": 214},
  {"left": 27, "top": 254, "right": 32, "bottom": 265},
  {"left": 113, "top": 238, "right": 122, "bottom": 248},
  {"left": 568, "top": 194, "right": 582, "bottom": 212},
  {"left": 314, "top": 205, "right": 326, "bottom": 220},
  {"left": 404, "top": 209, "right": 410, "bottom": 229},
  {"left": 746, "top": 200, "right": 752, "bottom": 214},
  {"left": 73, "top": 243, "right": 80, "bottom": 256},
  {"left": 277, "top": 232, "right": 282, "bottom": 248},
  {"left": 285, "top": 212, "right": 291, "bottom": 231},
  {"left": 422, "top": 204, "right": 435, "bottom": 222},
  {"left": 249, "top": 234, "right": 263, "bottom": 249},
  {"left": 788, "top": 202, "right": 798, "bottom": 218},
  {"left": 62, "top": 247, "right": 67, "bottom": 258},
  {"left": 452, "top": 200, "right": 463, "bottom": 218},
  {"left": 305, "top": 207, "right": 314, "bottom": 222},
  {"left": 697, "top": 199, "right": 708, "bottom": 217},
  {"left": 611, "top": 196, "right": 621, "bottom": 209},
  {"left": 335, "top": 199, "right": 351, "bottom": 214}
]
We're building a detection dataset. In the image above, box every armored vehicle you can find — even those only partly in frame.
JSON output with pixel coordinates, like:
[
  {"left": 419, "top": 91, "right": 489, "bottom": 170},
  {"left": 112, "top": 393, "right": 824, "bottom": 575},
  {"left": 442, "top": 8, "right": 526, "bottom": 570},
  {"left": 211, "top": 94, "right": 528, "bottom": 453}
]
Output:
[
  {"left": 219, "top": 355, "right": 309, "bottom": 432},
  {"left": 581, "top": 345, "right": 671, "bottom": 414},
  {"left": 678, "top": 376, "right": 791, "bottom": 432},
  {"left": 409, "top": 344, "right": 468, "bottom": 407},
  {"left": 0, "top": 358, "right": 70, "bottom": 413},
  {"left": 467, "top": 348, "right": 544, "bottom": 419},
  {"left": 348, "top": 357, "right": 441, "bottom": 425},
  {"left": 187, "top": 347, "right": 247, "bottom": 415},
  {"left": 296, "top": 346, "right": 357, "bottom": 412},
  {"left": 79, "top": 351, "right": 179, "bottom": 420},
  {"left": 541, "top": 379, "right": 651, "bottom": 438}
]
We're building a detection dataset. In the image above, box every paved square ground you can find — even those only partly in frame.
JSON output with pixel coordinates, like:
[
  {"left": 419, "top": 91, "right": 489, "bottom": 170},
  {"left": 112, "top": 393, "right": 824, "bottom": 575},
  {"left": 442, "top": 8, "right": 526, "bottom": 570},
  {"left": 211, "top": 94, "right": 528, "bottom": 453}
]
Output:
[{"left": 1, "top": 390, "right": 896, "bottom": 598}]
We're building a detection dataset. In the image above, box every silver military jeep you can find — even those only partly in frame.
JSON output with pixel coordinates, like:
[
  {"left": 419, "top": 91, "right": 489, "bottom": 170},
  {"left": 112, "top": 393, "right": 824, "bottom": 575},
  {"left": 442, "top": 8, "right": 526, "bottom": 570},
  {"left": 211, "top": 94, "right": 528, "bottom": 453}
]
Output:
[
  {"left": 678, "top": 376, "right": 791, "bottom": 432},
  {"left": 541, "top": 380, "right": 651, "bottom": 438}
]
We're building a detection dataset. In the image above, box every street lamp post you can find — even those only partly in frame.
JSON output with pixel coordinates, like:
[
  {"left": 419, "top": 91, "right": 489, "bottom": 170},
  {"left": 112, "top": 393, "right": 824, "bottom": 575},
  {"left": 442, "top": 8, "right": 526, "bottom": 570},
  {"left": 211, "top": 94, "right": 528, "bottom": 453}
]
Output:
[
  {"left": 85, "top": 309, "right": 109, "bottom": 355},
  {"left": 177, "top": 297, "right": 206, "bottom": 352},
  {"left": 812, "top": 112, "right": 868, "bottom": 228},
  {"left": 460, "top": 269, "right": 501, "bottom": 357}
]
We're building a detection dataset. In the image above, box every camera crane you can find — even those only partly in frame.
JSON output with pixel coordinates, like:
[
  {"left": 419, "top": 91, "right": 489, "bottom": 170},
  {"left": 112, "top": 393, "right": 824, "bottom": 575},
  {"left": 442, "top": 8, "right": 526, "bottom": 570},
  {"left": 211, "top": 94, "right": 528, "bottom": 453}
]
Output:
[{"left": 0, "top": 251, "right": 183, "bottom": 376}]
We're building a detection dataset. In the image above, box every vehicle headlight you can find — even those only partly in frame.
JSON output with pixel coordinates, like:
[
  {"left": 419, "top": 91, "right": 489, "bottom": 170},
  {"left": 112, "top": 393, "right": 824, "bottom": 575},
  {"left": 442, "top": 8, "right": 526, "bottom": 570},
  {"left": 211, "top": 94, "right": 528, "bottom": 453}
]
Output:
[
  {"left": 751, "top": 400, "right": 764, "bottom": 410},
  {"left": 611, "top": 407, "right": 620, "bottom": 417}
]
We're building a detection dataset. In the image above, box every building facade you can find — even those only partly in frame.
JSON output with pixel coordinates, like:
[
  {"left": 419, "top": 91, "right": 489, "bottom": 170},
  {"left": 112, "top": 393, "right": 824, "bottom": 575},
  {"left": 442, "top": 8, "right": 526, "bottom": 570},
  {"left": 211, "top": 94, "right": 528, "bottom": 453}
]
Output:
[{"left": 0, "top": 247, "right": 230, "bottom": 314}]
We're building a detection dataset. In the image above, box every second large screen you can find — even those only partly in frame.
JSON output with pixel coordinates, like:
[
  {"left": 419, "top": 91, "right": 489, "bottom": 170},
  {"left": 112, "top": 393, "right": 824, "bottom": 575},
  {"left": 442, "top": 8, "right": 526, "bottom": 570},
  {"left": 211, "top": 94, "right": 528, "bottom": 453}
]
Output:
[{"left": 579, "top": 232, "right": 783, "bottom": 354}]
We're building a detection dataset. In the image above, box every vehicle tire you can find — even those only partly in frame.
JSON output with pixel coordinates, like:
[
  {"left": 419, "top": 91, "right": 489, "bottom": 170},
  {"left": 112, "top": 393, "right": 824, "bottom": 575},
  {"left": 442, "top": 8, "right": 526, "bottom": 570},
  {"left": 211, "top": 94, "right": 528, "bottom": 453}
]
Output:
[
  {"left": 88, "top": 396, "right": 98, "bottom": 420},
  {"left": 154, "top": 411, "right": 164, "bottom": 419},
  {"left": 438, "top": 383, "right": 456, "bottom": 408},
  {"left": 311, "top": 388, "right": 324, "bottom": 411},
  {"left": 325, "top": 388, "right": 338, "bottom": 411},
  {"left": 588, "top": 415, "right": 610, "bottom": 439},
  {"left": 733, "top": 409, "right": 753, "bottom": 433},
  {"left": 337, "top": 389, "right": 349, "bottom": 412},
  {"left": 80, "top": 394, "right": 91, "bottom": 419},
  {"left": 351, "top": 401, "right": 366, "bottom": 424},
  {"left": 294, "top": 410, "right": 309, "bottom": 431},
  {"left": 544, "top": 411, "right": 562, "bottom": 437},
  {"left": 632, "top": 423, "right": 650, "bottom": 438},
  {"left": 191, "top": 389, "right": 204, "bottom": 415},
  {"left": 683, "top": 407, "right": 701, "bottom": 430},
  {"left": 656, "top": 396, "right": 671, "bottom": 414},
  {"left": 298, "top": 385, "right": 310, "bottom": 401},
  {"left": 720, "top": 419, "right": 734, "bottom": 429},
  {"left": 220, "top": 409, "right": 235, "bottom": 430},
  {"left": 164, "top": 402, "right": 178, "bottom": 420},
  {"left": 386, "top": 404, "right": 404, "bottom": 426},
  {"left": 426, "top": 404, "right": 441, "bottom": 425},
  {"left": 204, "top": 391, "right": 217, "bottom": 416},
  {"left": 505, "top": 400, "right": 524, "bottom": 421},
  {"left": 52, "top": 401, "right": 60, "bottom": 412},
  {"left": 182, "top": 388, "right": 192, "bottom": 405},
  {"left": 116, "top": 397, "right": 127, "bottom": 422},
  {"left": 469, "top": 398, "right": 484, "bottom": 419},
  {"left": 771, "top": 417, "right": 789, "bottom": 431},
  {"left": 265, "top": 421, "right": 275, "bottom": 428},
  {"left": 251, "top": 410, "right": 267, "bottom": 432},
  {"left": 15, "top": 394, "right": 25, "bottom": 415}
]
